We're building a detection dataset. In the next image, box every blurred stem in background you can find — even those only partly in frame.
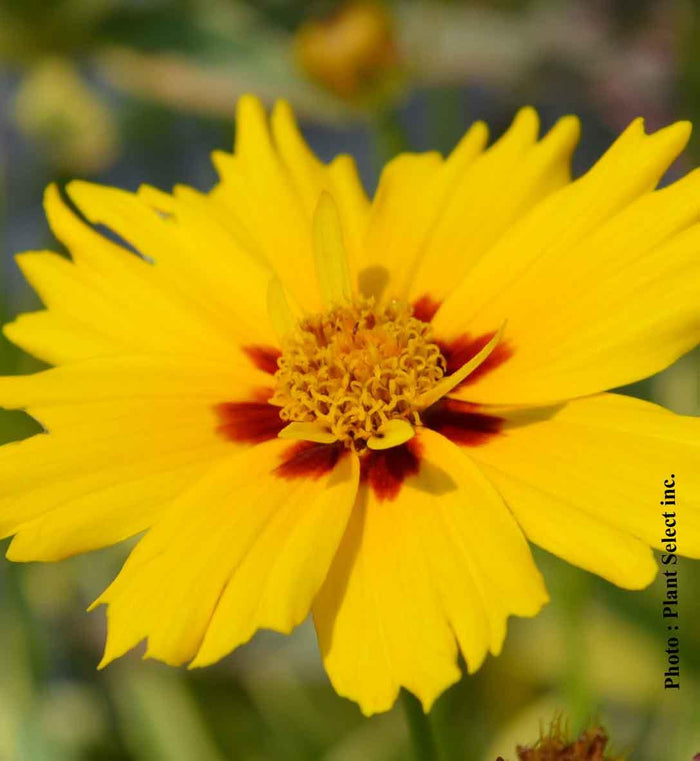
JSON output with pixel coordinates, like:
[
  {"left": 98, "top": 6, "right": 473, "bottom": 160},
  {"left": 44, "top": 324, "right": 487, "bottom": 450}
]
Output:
[
  {"left": 401, "top": 691, "right": 439, "bottom": 761},
  {"left": 680, "top": 0, "right": 700, "bottom": 160},
  {"left": 426, "top": 86, "right": 464, "bottom": 156},
  {"left": 373, "top": 103, "right": 409, "bottom": 162},
  {"left": 109, "top": 668, "right": 225, "bottom": 761},
  {"left": 561, "top": 570, "right": 594, "bottom": 733}
]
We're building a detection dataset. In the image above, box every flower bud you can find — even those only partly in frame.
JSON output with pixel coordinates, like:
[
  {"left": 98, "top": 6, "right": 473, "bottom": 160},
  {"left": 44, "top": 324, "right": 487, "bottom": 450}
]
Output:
[
  {"left": 294, "top": 1, "right": 401, "bottom": 103},
  {"left": 12, "top": 58, "right": 119, "bottom": 173}
]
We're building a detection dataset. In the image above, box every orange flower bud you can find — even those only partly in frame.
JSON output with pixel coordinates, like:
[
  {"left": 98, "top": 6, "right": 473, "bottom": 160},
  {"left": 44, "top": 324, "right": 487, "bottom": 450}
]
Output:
[{"left": 294, "top": 1, "right": 401, "bottom": 103}]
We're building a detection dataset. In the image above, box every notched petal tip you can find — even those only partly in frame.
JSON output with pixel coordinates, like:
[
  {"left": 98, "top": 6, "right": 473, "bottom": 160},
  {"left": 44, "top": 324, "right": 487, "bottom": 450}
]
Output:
[
  {"left": 617, "top": 116, "right": 691, "bottom": 158},
  {"left": 643, "top": 120, "right": 693, "bottom": 162}
]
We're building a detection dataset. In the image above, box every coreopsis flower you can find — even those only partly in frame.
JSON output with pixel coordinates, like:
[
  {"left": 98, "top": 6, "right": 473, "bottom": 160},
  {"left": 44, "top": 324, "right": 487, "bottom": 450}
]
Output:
[{"left": 1, "top": 96, "right": 699, "bottom": 716}]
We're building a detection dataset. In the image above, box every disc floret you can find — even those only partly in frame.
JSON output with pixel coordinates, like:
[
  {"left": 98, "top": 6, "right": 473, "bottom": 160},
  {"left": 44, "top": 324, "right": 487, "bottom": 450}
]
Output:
[{"left": 272, "top": 298, "right": 446, "bottom": 450}]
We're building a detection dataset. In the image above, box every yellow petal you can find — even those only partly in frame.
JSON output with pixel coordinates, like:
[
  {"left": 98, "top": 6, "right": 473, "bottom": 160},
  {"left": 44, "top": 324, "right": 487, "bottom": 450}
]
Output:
[
  {"left": 367, "top": 418, "right": 415, "bottom": 450},
  {"left": 172, "top": 183, "right": 264, "bottom": 259},
  {"left": 66, "top": 180, "right": 276, "bottom": 348},
  {"left": 357, "top": 151, "right": 443, "bottom": 301},
  {"left": 191, "top": 447, "right": 359, "bottom": 667},
  {"left": 325, "top": 154, "right": 371, "bottom": 272},
  {"left": 435, "top": 118, "right": 696, "bottom": 404},
  {"left": 0, "top": 352, "right": 262, "bottom": 555},
  {"left": 95, "top": 439, "right": 358, "bottom": 668},
  {"left": 313, "top": 193, "right": 353, "bottom": 306},
  {"left": 270, "top": 99, "right": 369, "bottom": 280},
  {"left": 357, "top": 120, "right": 490, "bottom": 302},
  {"left": 6, "top": 456, "right": 212, "bottom": 562},
  {"left": 214, "top": 96, "right": 321, "bottom": 311},
  {"left": 8, "top": 185, "right": 267, "bottom": 365},
  {"left": 4, "top": 310, "right": 123, "bottom": 365},
  {"left": 136, "top": 184, "right": 175, "bottom": 213},
  {"left": 270, "top": 99, "right": 327, "bottom": 216},
  {"left": 409, "top": 110, "right": 579, "bottom": 305},
  {"left": 0, "top": 354, "right": 267, "bottom": 414},
  {"left": 212, "top": 96, "right": 370, "bottom": 312},
  {"left": 0, "top": 398, "right": 231, "bottom": 558},
  {"left": 313, "top": 428, "right": 547, "bottom": 715},
  {"left": 7, "top": 247, "right": 215, "bottom": 363},
  {"left": 357, "top": 109, "right": 579, "bottom": 307},
  {"left": 267, "top": 278, "right": 298, "bottom": 340},
  {"left": 468, "top": 393, "right": 700, "bottom": 587}
]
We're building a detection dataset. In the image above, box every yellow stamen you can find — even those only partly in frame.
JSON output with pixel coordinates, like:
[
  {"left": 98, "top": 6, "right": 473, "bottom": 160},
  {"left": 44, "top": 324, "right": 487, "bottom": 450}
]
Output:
[{"left": 272, "top": 297, "right": 445, "bottom": 451}]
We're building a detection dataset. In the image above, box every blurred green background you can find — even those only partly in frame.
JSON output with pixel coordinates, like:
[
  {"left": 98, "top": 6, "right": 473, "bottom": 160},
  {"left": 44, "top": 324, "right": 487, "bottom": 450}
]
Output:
[{"left": 1, "top": 1, "right": 700, "bottom": 759}]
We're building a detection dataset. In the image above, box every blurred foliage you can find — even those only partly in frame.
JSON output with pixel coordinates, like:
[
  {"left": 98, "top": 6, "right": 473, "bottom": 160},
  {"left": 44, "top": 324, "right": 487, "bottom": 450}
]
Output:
[
  {"left": 1, "top": 0, "right": 700, "bottom": 759},
  {"left": 237, "top": 0, "right": 342, "bottom": 32}
]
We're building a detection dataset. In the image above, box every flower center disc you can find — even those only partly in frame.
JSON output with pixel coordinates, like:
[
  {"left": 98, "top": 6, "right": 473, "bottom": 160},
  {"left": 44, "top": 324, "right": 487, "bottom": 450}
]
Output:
[{"left": 272, "top": 298, "right": 446, "bottom": 451}]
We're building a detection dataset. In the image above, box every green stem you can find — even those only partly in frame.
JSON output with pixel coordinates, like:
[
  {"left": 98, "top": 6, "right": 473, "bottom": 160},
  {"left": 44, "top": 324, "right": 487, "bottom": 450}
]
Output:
[
  {"left": 401, "top": 691, "right": 439, "bottom": 761},
  {"left": 372, "top": 105, "right": 409, "bottom": 164},
  {"left": 562, "top": 570, "right": 593, "bottom": 732},
  {"left": 426, "top": 85, "right": 462, "bottom": 155}
]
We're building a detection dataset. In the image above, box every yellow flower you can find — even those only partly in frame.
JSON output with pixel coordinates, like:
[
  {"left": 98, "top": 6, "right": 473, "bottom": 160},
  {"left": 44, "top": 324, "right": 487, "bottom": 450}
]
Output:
[{"left": 1, "top": 96, "right": 699, "bottom": 716}]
